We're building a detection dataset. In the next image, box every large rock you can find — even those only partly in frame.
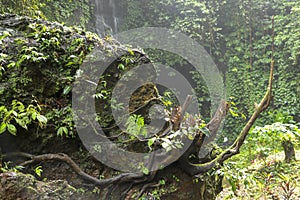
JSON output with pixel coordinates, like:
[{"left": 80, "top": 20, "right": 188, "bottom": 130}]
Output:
[{"left": 0, "top": 172, "right": 97, "bottom": 200}]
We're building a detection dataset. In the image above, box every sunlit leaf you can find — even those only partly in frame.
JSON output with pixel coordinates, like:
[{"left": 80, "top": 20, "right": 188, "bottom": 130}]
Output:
[
  {"left": 7, "top": 124, "right": 17, "bottom": 135},
  {"left": 0, "top": 123, "right": 7, "bottom": 134}
]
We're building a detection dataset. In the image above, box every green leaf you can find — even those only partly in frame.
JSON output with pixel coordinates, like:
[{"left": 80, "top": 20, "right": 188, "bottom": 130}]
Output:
[
  {"left": 7, "top": 62, "right": 16, "bottom": 68},
  {"left": 127, "top": 48, "right": 134, "bottom": 55},
  {"left": 0, "top": 31, "right": 11, "bottom": 40},
  {"left": 57, "top": 126, "right": 68, "bottom": 137},
  {"left": 187, "top": 134, "right": 194, "bottom": 140},
  {"left": 141, "top": 167, "right": 149, "bottom": 175},
  {"left": 31, "top": 112, "right": 37, "bottom": 120},
  {"left": 159, "top": 179, "right": 166, "bottom": 185},
  {"left": 0, "top": 106, "right": 7, "bottom": 112},
  {"left": 34, "top": 166, "right": 43, "bottom": 177},
  {"left": 7, "top": 124, "right": 17, "bottom": 135},
  {"left": 37, "top": 114, "right": 47, "bottom": 124},
  {"left": 229, "top": 109, "right": 239, "bottom": 117},
  {"left": 63, "top": 85, "right": 72, "bottom": 95},
  {"left": 117, "top": 63, "right": 125, "bottom": 70},
  {"left": 15, "top": 118, "right": 28, "bottom": 130},
  {"left": 148, "top": 137, "right": 156, "bottom": 147},
  {"left": 11, "top": 110, "right": 18, "bottom": 117},
  {"left": 0, "top": 123, "right": 7, "bottom": 134}
]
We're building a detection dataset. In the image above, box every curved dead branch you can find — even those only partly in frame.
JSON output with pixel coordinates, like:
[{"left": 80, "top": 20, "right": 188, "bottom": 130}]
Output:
[{"left": 184, "top": 49, "right": 275, "bottom": 176}]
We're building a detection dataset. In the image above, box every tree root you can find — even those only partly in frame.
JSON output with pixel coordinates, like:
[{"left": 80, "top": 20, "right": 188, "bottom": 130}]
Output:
[
  {"left": 135, "top": 182, "right": 161, "bottom": 200},
  {"left": 6, "top": 152, "right": 145, "bottom": 188}
]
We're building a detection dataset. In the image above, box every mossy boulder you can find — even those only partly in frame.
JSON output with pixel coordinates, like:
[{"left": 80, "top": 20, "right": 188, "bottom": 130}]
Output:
[
  {"left": 0, "top": 13, "right": 159, "bottom": 139},
  {"left": 0, "top": 172, "right": 99, "bottom": 200}
]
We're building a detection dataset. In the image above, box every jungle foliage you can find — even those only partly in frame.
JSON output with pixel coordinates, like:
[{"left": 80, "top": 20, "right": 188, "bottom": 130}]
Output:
[
  {"left": 121, "top": 0, "right": 300, "bottom": 139},
  {"left": 0, "top": 0, "right": 300, "bottom": 199},
  {"left": 4, "top": 0, "right": 299, "bottom": 132}
]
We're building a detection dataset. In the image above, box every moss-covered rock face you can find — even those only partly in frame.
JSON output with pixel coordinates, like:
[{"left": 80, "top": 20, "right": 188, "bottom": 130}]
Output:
[
  {"left": 0, "top": 13, "right": 157, "bottom": 137},
  {"left": 0, "top": 172, "right": 98, "bottom": 200},
  {"left": 0, "top": 14, "right": 109, "bottom": 104},
  {"left": 0, "top": 13, "right": 157, "bottom": 166}
]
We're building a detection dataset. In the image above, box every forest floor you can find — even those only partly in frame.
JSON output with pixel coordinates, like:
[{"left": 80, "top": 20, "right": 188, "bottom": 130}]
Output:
[{"left": 217, "top": 150, "right": 300, "bottom": 200}]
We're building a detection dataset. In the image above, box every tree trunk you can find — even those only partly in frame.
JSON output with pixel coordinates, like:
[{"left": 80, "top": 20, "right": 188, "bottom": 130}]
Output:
[{"left": 282, "top": 140, "right": 296, "bottom": 163}]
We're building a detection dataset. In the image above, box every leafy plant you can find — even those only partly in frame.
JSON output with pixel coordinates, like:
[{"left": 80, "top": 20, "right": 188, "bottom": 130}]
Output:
[
  {"left": 34, "top": 166, "right": 43, "bottom": 177},
  {"left": 46, "top": 106, "right": 75, "bottom": 138},
  {"left": 0, "top": 0, "right": 46, "bottom": 18},
  {"left": 0, "top": 161, "right": 24, "bottom": 173},
  {"left": 125, "top": 114, "right": 147, "bottom": 139},
  {"left": 250, "top": 122, "right": 300, "bottom": 160},
  {"left": 0, "top": 100, "right": 47, "bottom": 135}
]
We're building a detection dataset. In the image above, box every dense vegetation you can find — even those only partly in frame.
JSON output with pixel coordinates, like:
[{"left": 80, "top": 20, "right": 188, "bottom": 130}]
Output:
[
  {"left": 0, "top": 0, "right": 299, "bottom": 199},
  {"left": 121, "top": 0, "right": 300, "bottom": 135}
]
